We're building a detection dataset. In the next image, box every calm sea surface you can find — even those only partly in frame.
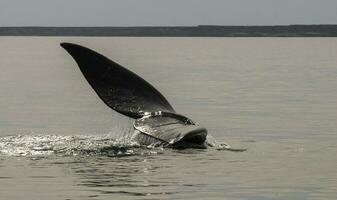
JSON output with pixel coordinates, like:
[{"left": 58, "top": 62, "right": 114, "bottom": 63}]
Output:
[{"left": 0, "top": 37, "right": 337, "bottom": 200}]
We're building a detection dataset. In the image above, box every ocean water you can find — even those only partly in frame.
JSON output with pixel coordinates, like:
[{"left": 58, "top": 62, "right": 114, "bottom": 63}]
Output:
[{"left": 0, "top": 37, "right": 337, "bottom": 200}]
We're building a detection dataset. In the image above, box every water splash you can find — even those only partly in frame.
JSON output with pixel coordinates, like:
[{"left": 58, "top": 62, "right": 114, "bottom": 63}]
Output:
[
  {"left": 0, "top": 133, "right": 245, "bottom": 157},
  {"left": 0, "top": 134, "right": 163, "bottom": 157},
  {"left": 206, "top": 135, "right": 247, "bottom": 152}
]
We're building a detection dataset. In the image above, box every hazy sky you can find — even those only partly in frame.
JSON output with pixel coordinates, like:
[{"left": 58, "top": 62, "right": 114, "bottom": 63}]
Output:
[{"left": 1, "top": 0, "right": 337, "bottom": 26}]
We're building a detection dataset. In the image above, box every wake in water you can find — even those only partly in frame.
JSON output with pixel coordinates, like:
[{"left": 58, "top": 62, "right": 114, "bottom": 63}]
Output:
[{"left": 0, "top": 134, "right": 237, "bottom": 157}]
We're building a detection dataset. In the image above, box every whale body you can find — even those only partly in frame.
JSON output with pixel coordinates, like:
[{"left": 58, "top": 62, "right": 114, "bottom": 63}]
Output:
[{"left": 61, "top": 43, "right": 208, "bottom": 149}]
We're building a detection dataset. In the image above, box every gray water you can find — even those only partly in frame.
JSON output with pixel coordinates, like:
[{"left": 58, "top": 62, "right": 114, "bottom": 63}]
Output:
[{"left": 1, "top": 37, "right": 337, "bottom": 200}]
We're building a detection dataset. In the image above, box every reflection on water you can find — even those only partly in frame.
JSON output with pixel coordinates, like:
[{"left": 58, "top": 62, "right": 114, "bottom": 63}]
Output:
[
  {"left": 0, "top": 151, "right": 213, "bottom": 200},
  {"left": 72, "top": 156, "right": 178, "bottom": 197}
]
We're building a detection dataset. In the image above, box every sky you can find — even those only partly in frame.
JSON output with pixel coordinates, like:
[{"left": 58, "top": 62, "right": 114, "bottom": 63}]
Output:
[{"left": 0, "top": 0, "right": 337, "bottom": 26}]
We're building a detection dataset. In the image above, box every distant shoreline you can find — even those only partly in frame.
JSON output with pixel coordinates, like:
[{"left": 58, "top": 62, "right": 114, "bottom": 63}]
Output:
[{"left": 1, "top": 25, "right": 337, "bottom": 37}]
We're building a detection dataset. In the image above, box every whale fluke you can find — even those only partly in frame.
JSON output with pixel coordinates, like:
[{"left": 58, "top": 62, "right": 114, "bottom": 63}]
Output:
[
  {"left": 61, "top": 42, "right": 208, "bottom": 149},
  {"left": 60, "top": 43, "right": 175, "bottom": 118}
]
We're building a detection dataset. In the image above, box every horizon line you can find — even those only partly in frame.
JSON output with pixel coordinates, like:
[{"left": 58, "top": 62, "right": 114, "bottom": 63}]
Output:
[{"left": 1, "top": 24, "right": 337, "bottom": 28}]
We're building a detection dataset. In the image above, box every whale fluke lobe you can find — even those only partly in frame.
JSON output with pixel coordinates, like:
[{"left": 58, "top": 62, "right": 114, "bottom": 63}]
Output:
[
  {"left": 134, "top": 112, "right": 207, "bottom": 148},
  {"left": 60, "top": 43, "right": 175, "bottom": 118}
]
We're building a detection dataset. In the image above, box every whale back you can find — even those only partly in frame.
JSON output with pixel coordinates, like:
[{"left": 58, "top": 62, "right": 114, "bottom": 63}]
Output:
[{"left": 61, "top": 43, "right": 175, "bottom": 118}]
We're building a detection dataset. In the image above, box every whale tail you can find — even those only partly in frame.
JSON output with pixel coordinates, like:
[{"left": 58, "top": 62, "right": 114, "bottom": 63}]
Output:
[
  {"left": 61, "top": 42, "right": 207, "bottom": 148},
  {"left": 60, "top": 43, "right": 175, "bottom": 119}
]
